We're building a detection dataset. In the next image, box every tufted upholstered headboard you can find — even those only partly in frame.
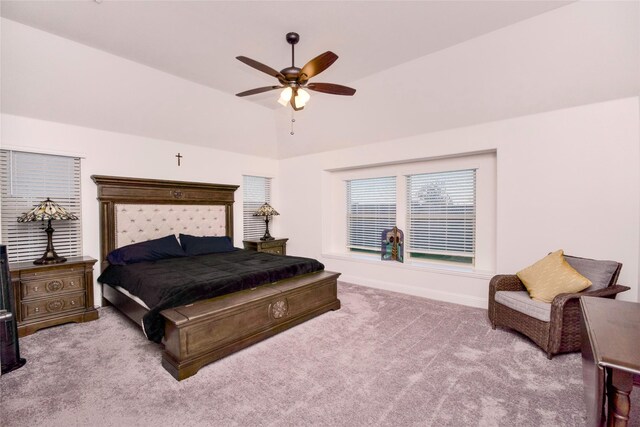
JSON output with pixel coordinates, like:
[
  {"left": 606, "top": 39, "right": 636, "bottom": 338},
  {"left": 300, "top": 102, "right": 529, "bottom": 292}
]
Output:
[
  {"left": 114, "top": 204, "right": 227, "bottom": 247},
  {"left": 92, "top": 175, "right": 238, "bottom": 270}
]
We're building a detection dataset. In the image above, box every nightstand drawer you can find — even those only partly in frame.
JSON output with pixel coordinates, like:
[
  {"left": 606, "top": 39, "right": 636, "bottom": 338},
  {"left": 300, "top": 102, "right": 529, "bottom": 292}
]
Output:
[
  {"left": 262, "top": 247, "right": 283, "bottom": 255},
  {"left": 260, "top": 241, "right": 283, "bottom": 250},
  {"left": 21, "top": 293, "right": 86, "bottom": 321},
  {"left": 21, "top": 274, "right": 84, "bottom": 299},
  {"left": 10, "top": 256, "right": 98, "bottom": 336},
  {"left": 243, "top": 238, "right": 288, "bottom": 256}
]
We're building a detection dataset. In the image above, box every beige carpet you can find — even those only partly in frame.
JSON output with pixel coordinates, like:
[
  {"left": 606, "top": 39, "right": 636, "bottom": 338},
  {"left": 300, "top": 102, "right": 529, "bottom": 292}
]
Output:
[{"left": 1, "top": 282, "right": 638, "bottom": 426}]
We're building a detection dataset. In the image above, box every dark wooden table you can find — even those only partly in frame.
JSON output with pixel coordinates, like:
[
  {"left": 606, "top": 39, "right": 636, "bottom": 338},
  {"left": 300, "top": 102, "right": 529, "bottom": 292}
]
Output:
[{"left": 580, "top": 296, "right": 640, "bottom": 426}]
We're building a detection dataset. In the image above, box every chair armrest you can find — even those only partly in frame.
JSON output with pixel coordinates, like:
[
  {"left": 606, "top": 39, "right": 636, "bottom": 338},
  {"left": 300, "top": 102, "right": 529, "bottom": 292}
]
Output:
[
  {"left": 581, "top": 284, "right": 630, "bottom": 298},
  {"left": 552, "top": 284, "right": 631, "bottom": 309},
  {"left": 489, "top": 275, "right": 526, "bottom": 293},
  {"left": 547, "top": 284, "right": 631, "bottom": 354},
  {"left": 488, "top": 275, "right": 527, "bottom": 326}
]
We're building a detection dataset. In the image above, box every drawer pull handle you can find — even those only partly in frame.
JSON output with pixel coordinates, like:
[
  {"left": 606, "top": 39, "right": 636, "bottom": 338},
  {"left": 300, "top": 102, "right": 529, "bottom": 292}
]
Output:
[
  {"left": 35, "top": 307, "right": 40, "bottom": 313},
  {"left": 69, "top": 281, "right": 75, "bottom": 287},
  {"left": 71, "top": 301, "right": 76, "bottom": 305},
  {"left": 34, "top": 286, "right": 39, "bottom": 292}
]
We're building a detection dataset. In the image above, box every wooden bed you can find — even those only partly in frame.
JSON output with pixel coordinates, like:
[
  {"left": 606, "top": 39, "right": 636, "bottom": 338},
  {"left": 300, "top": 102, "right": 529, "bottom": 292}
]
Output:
[{"left": 92, "top": 175, "right": 340, "bottom": 380}]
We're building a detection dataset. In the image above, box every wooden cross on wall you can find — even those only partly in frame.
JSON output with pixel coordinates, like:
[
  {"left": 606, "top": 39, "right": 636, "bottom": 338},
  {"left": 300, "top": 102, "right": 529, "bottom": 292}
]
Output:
[{"left": 175, "top": 153, "right": 182, "bottom": 166}]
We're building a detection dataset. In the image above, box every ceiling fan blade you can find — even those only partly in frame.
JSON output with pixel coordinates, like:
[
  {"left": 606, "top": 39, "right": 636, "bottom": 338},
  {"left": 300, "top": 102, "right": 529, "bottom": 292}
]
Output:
[
  {"left": 306, "top": 83, "right": 356, "bottom": 96},
  {"left": 299, "top": 51, "right": 338, "bottom": 82},
  {"left": 236, "top": 56, "right": 285, "bottom": 80},
  {"left": 235, "top": 86, "right": 282, "bottom": 97},
  {"left": 290, "top": 87, "right": 304, "bottom": 111}
]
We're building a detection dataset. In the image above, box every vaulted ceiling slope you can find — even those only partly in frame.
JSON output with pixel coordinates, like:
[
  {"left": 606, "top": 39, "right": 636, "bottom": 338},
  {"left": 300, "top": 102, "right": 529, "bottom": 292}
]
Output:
[{"left": 1, "top": 1, "right": 638, "bottom": 159}]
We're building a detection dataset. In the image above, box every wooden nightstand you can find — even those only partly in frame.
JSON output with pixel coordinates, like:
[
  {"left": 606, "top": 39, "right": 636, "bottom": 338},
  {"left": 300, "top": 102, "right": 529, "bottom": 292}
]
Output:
[
  {"left": 9, "top": 256, "right": 98, "bottom": 337},
  {"left": 243, "top": 238, "right": 288, "bottom": 255}
]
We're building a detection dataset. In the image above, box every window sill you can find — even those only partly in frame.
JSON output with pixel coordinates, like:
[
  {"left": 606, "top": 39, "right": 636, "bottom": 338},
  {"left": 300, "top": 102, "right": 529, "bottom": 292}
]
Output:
[{"left": 322, "top": 252, "right": 495, "bottom": 280}]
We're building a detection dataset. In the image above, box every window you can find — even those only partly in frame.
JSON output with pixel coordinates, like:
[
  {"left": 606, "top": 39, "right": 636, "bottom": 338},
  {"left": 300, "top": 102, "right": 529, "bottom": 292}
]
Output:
[
  {"left": 243, "top": 175, "right": 272, "bottom": 240},
  {"left": 346, "top": 176, "right": 396, "bottom": 253},
  {"left": 407, "top": 169, "right": 476, "bottom": 264},
  {"left": 330, "top": 152, "right": 494, "bottom": 270},
  {"left": 0, "top": 150, "right": 82, "bottom": 263}
]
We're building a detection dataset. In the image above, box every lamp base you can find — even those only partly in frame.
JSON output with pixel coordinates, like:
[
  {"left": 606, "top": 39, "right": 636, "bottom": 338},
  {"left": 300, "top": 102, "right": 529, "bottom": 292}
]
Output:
[
  {"left": 260, "top": 216, "right": 274, "bottom": 241},
  {"left": 34, "top": 254, "right": 67, "bottom": 265},
  {"left": 33, "top": 220, "right": 67, "bottom": 265}
]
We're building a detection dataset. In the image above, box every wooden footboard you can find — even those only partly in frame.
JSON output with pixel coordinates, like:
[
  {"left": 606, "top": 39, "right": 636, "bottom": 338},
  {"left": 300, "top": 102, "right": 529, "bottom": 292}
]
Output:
[
  {"left": 160, "top": 270, "right": 341, "bottom": 380},
  {"left": 93, "top": 176, "right": 341, "bottom": 381}
]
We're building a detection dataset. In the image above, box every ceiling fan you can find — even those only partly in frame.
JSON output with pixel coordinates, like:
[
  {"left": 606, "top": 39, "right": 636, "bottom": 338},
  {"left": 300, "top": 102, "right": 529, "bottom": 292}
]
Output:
[{"left": 235, "top": 32, "right": 356, "bottom": 111}]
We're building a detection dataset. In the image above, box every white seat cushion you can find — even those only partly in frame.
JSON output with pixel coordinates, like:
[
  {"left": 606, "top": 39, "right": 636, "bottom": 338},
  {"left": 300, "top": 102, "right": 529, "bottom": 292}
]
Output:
[{"left": 494, "top": 291, "right": 551, "bottom": 322}]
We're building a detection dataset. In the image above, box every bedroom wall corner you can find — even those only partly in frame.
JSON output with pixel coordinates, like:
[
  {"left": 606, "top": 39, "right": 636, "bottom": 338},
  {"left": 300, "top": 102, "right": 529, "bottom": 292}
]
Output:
[
  {"left": 278, "top": 97, "right": 640, "bottom": 307},
  {"left": 0, "top": 114, "right": 279, "bottom": 306},
  {"left": 0, "top": 18, "right": 281, "bottom": 306}
]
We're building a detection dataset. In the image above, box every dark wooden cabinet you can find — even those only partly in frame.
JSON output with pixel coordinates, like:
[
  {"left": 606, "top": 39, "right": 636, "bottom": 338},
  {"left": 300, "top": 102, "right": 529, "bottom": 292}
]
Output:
[
  {"left": 9, "top": 256, "right": 98, "bottom": 337},
  {"left": 243, "top": 238, "right": 288, "bottom": 255},
  {"left": 581, "top": 297, "right": 640, "bottom": 426}
]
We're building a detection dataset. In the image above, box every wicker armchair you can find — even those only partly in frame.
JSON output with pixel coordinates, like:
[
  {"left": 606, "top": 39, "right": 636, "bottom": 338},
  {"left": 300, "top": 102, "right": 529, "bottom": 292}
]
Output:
[{"left": 488, "top": 257, "right": 629, "bottom": 359}]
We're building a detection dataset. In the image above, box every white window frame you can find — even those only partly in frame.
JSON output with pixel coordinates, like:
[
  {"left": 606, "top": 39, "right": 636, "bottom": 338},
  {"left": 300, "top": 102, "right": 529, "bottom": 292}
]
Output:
[
  {"left": 324, "top": 152, "right": 495, "bottom": 272},
  {"left": 0, "top": 150, "right": 83, "bottom": 263}
]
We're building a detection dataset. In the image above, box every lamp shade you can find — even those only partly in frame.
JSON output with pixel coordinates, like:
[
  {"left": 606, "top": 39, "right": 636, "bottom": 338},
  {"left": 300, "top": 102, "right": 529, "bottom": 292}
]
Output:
[
  {"left": 253, "top": 203, "right": 278, "bottom": 241},
  {"left": 17, "top": 198, "right": 78, "bottom": 265},
  {"left": 253, "top": 203, "right": 279, "bottom": 217},
  {"left": 277, "top": 87, "right": 293, "bottom": 106},
  {"left": 17, "top": 198, "right": 78, "bottom": 223},
  {"left": 294, "top": 88, "right": 310, "bottom": 109}
]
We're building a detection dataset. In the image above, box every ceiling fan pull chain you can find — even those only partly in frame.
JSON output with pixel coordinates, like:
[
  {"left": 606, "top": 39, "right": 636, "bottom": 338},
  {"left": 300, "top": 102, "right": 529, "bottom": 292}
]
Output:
[{"left": 290, "top": 110, "right": 295, "bottom": 135}]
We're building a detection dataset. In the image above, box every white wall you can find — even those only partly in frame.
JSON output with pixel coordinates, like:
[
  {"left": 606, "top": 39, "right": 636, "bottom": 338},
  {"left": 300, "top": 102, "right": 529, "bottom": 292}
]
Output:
[
  {"left": 1, "top": 5, "right": 638, "bottom": 308},
  {"left": 279, "top": 97, "right": 640, "bottom": 305},
  {"left": 0, "top": 114, "right": 279, "bottom": 303},
  {"left": 276, "top": 0, "right": 640, "bottom": 158},
  {"left": 0, "top": 17, "right": 283, "bottom": 305},
  {"left": 0, "top": 18, "right": 279, "bottom": 158}
]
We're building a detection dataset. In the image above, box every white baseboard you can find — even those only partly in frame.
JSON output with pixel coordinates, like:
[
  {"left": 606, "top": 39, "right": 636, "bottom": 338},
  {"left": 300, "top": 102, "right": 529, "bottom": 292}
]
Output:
[{"left": 338, "top": 274, "right": 488, "bottom": 309}]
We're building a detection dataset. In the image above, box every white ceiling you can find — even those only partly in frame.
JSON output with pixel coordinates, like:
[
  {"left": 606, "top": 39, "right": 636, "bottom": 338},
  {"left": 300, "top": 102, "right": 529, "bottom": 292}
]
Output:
[
  {"left": 1, "top": 1, "right": 639, "bottom": 158},
  {"left": 1, "top": 1, "right": 570, "bottom": 104}
]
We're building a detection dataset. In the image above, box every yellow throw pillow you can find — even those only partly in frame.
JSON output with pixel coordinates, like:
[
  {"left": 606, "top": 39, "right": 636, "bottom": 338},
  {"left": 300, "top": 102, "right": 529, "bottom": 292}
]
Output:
[{"left": 517, "top": 250, "right": 592, "bottom": 303}]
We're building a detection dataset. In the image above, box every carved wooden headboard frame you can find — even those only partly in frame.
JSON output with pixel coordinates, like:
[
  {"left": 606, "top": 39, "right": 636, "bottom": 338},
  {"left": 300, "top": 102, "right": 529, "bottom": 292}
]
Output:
[{"left": 91, "top": 175, "right": 238, "bottom": 270}]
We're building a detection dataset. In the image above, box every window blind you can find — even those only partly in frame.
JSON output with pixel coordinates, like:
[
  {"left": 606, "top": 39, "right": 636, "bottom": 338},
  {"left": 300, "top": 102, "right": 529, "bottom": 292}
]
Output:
[
  {"left": 0, "top": 150, "right": 82, "bottom": 263},
  {"left": 243, "top": 175, "right": 272, "bottom": 240},
  {"left": 346, "top": 176, "right": 396, "bottom": 251},
  {"left": 406, "top": 169, "right": 476, "bottom": 260}
]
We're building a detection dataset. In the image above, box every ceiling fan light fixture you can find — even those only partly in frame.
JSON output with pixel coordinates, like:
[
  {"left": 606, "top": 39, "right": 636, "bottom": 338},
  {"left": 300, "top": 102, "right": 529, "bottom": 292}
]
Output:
[
  {"left": 277, "top": 87, "right": 293, "bottom": 106},
  {"left": 236, "top": 32, "right": 355, "bottom": 113},
  {"left": 294, "top": 88, "right": 310, "bottom": 109}
]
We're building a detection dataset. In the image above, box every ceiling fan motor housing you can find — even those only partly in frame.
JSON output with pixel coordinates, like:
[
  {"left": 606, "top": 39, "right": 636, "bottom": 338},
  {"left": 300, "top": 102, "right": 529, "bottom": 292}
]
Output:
[
  {"left": 286, "top": 32, "right": 300, "bottom": 45},
  {"left": 280, "top": 67, "right": 302, "bottom": 82}
]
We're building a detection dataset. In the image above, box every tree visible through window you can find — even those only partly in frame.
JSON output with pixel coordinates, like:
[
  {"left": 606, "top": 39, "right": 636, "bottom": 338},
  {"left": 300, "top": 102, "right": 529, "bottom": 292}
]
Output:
[
  {"left": 345, "top": 170, "right": 476, "bottom": 265},
  {"left": 407, "top": 169, "right": 476, "bottom": 264}
]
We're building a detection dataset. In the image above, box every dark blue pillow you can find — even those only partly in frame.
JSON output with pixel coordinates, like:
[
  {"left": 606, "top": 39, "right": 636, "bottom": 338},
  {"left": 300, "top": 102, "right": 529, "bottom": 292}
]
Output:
[
  {"left": 179, "top": 234, "right": 235, "bottom": 256},
  {"left": 107, "top": 235, "right": 186, "bottom": 265}
]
